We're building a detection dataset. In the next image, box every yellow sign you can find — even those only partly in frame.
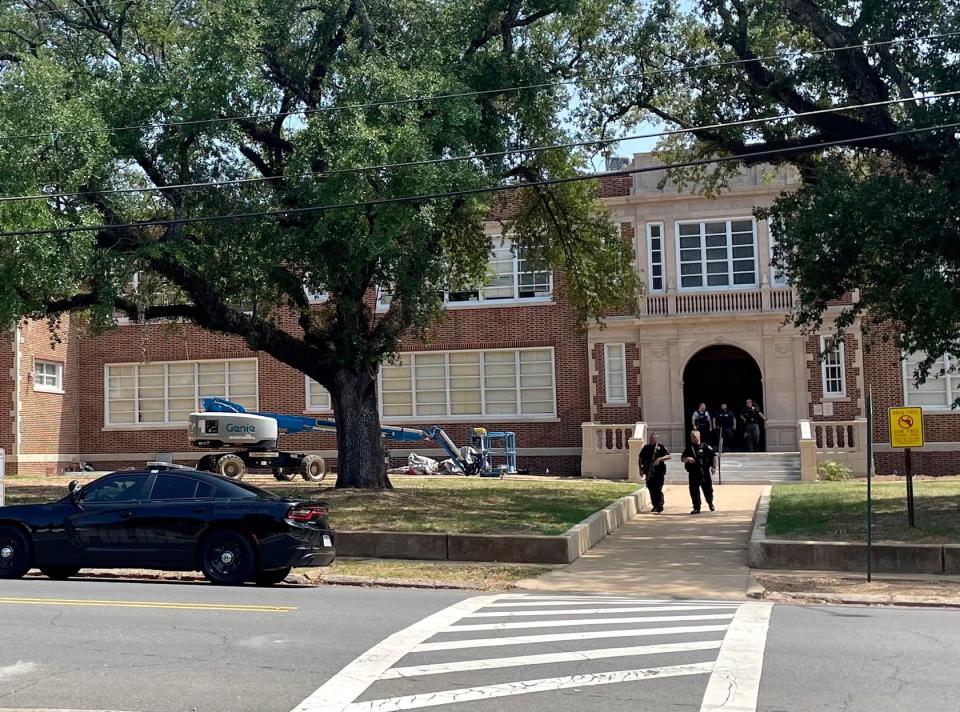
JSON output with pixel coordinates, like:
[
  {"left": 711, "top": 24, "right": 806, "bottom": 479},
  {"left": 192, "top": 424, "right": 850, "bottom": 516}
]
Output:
[{"left": 889, "top": 407, "right": 924, "bottom": 448}]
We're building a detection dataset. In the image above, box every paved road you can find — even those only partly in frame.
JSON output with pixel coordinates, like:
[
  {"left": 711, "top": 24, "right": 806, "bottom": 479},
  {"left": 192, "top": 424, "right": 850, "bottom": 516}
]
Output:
[{"left": 1, "top": 579, "right": 959, "bottom": 712}]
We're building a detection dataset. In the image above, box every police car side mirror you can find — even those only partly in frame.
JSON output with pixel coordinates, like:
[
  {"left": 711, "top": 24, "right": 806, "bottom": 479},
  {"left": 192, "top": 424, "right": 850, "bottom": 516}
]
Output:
[{"left": 68, "top": 480, "right": 80, "bottom": 502}]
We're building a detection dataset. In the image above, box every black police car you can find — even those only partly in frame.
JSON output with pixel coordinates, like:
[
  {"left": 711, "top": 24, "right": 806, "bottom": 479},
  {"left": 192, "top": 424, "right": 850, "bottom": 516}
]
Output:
[{"left": 0, "top": 464, "right": 335, "bottom": 585}]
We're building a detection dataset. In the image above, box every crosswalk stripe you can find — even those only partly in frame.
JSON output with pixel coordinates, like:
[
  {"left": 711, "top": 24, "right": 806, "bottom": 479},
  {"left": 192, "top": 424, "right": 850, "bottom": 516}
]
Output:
[
  {"left": 379, "top": 639, "right": 724, "bottom": 679},
  {"left": 465, "top": 604, "right": 738, "bottom": 618},
  {"left": 413, "top": 623, "right": 731, "bottom": 652},
  {"left": 447, "top": 612, "right": 736, "bottom": 632},
  {"left": 345, "top": 662, "right": 715, "bottom": 711},
  {"left": 486, "top": 599, "right": 736, "bottom": 608},
  {"left": 700, "top": 601, "right": 774, "bottom": 712}
]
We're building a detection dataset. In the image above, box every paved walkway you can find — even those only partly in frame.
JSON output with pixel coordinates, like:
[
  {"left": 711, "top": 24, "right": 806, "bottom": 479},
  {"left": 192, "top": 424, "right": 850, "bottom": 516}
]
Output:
[{"left": 516, "top": 484, "right": 765, "bottom": 600}]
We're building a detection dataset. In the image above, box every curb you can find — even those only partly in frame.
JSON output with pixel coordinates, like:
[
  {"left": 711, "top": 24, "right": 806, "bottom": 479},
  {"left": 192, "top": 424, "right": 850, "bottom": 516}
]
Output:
[{"left": 764, "top": 591, "right": 960, "bottom": 609}]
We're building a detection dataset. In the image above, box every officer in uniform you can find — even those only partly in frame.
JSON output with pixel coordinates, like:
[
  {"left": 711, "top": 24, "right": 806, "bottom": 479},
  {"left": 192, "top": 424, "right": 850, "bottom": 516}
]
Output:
[
  {"left": 741, "top": 398, "right": 767, "bottom": 452},
  {"left": 681, "top": 430, "right": 717, "bottom": 514},
  {"left": 691, "top": 402, "right": 712, "bottom": 442},
  {"left": 713, "top": 403, "right": 737, "bottom": 452},
  {"left": 638, "top": 432, "right": 671, "bottom": 513}
]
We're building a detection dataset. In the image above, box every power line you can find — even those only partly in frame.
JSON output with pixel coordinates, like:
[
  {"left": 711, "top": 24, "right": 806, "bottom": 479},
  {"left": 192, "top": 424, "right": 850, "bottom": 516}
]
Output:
[
  {"left": 1, "top": 120, "right": 956, "bottom": 239},
  {"left": 3, "top": 89, "right": 957, "bottom": 205},
  {"left": 1, "top": 29, "right": 957, "bottom": 142},
  {"left": 6, "top": 1, "right": 136, "bottom": 19}
]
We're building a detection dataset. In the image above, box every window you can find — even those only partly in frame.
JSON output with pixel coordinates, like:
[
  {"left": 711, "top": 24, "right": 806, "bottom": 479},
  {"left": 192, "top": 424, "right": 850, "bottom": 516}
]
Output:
[
  {"left": 676, "top": 219, "right": 757, "bottom": 290},
  {"left": 81, "top": 474, "right": 150, "bottom": 503},
  {"left": 34, "top": 360, "right": 63, "bottom": 392},
  {"left": 378, "top": 348, "right": 556, "bottom": 419},
  {"left": 306, "top": 377, "right": 332, "bottom": 412},
  {"left": 768, "top": 219, "right": 789, "bottom": 287},
  {"left": 646, "top": 223, "right": 665, "bottom": 293},
  {"left": 604, "top": 344, "right": 628, "bottom": 403},
  {"left": 105, "top": 359, "right": 258, "bottom": 427},
  {"left": 820, "top": 336, "right": 846, "bottom": 397},
  {"left": 377, "top": 238, "right": 552, "bottom": 309},
  {"left": 150, "top": 475, "right": 199, "bottom": 501},
  {"left": 904, "top": 352, "right": 959, "bottom": 409}
]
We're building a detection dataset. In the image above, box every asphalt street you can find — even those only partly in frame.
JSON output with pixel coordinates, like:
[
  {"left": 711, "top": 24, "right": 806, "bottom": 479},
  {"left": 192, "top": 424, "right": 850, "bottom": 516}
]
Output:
[{"left": 1, "top": 579, "right": 959, "bottom": 712}]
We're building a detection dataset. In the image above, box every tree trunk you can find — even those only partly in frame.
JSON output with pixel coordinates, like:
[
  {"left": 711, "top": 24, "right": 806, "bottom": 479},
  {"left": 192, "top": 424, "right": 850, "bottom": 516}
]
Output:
[{"left": 330, "top": 367, "right": 392, "bottom": 490}]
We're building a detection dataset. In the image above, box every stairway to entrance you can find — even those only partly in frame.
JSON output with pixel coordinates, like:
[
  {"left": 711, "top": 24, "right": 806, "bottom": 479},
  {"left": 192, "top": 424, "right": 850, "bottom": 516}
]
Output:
[{"left": 665, "top": 451, "right": 801, "bottom": 482}]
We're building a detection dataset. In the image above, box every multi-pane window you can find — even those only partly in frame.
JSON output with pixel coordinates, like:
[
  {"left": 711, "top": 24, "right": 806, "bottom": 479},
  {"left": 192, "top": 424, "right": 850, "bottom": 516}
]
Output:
[
  {"left": 768, "top": 219, "right": 789, "bottom": 287},
  {"left": 105, "top": 359, "right": 258, "bottom": 426},
  {"left": 647, "top": 223, "right": 665, "bottom": 293},
  {"left": 379, "top": 348, "right": 556, "bottom": 419},
  {"left": 305, "top": 377, "right": 332, "bottom": 412},
  {"left": 904, "top": 352, "right": 959, "bottom": 409},
  {"left": 820, "top": 336, "right": 846, "bottom": 397},
  {"left": 34, "top": 360, "right": 63, "bottom": 392},
  {"left": 604, "top": 344, "right": 628, "bottom": 403},
  {"left": 677, "top": 219, "right": 757, "bottom": 290}
]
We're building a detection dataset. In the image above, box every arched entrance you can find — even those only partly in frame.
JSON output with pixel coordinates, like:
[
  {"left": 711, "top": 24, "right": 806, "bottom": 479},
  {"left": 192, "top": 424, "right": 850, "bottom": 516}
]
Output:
[{"left": 683, "top": 345, "right": 764, "bottom": 448}]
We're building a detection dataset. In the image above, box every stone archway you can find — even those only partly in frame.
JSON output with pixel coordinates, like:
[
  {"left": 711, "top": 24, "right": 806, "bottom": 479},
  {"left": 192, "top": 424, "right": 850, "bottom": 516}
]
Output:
[{"left": 683, "top": 344, "right": 764, "bottom": 447}]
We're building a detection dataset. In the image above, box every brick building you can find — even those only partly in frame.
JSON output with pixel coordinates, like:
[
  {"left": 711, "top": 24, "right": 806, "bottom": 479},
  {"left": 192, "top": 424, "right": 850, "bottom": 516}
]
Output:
[{"left": 2, "top": 153, "right": 957, "bottom": 477}]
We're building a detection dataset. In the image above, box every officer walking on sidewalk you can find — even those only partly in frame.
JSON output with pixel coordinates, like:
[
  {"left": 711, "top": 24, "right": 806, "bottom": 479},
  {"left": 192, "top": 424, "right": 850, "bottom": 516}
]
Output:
[
  {"left": 681, "top": 430, "right": 717, "bottom": 515},
  {"left": 638, "top": 432, "right": 671, "bottom": 514}
]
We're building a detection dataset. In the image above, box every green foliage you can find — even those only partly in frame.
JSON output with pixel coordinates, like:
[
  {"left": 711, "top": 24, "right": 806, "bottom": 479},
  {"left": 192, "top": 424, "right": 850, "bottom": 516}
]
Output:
[{"left": 816, "top": 460, "right": 853, "bottom": 482}]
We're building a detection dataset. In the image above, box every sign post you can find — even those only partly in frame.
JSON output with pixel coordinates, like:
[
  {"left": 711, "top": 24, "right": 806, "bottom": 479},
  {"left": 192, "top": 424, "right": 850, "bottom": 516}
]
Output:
[
  {"left": 889, "top": 406, "right": 924, "bottom": 528},
  {"left": 0, "top": 447, "right": 5, "bottom": 506},
  {"left": 866, "top": 391, "right": 873, "bottom": 582}
]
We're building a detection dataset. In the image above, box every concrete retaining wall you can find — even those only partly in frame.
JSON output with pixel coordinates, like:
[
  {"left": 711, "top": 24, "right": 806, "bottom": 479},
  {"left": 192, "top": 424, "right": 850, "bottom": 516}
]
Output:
[
  {"left": 337, "top": 489, "right": 648, "bottom": 565},
  {"left": 750, "top": 487, "right": 952, "bottom": 575}
]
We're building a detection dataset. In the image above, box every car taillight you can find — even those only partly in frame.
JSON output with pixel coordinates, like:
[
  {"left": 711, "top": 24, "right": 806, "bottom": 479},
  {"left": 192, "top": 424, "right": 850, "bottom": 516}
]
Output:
[{"left": 286, "top": 504, "right": 329, "bottom": 522}]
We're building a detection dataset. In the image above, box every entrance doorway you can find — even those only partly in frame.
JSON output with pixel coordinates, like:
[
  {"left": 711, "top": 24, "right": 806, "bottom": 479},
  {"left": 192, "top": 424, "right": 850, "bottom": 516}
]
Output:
[{"left": 683, "top": 345, "right": 763, "bottom": 449}]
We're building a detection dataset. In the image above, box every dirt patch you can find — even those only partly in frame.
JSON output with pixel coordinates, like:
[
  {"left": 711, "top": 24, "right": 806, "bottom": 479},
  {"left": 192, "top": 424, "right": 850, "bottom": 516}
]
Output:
[{"left": 756, "top": 573, "right": 960, "bottom": 607}]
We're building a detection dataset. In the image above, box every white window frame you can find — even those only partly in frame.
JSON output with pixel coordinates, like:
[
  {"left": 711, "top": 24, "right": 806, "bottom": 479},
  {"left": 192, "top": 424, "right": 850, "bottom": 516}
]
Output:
[
  {"left": 305, "top": 376, "right": 332, "bottom": 413},
  {"left": 646, "top": 223, "right": 666, "bottom": 293},
  {"left": 377, "top": 347, "right": 558, "bottom": 422},
  {"left": 603, "top": 343, "right": 628, "bottom": 404},
  {"left": 34, "top": 359, "right": 64, "bottom": 394},
  {"left": 903, "top": 352, "right": 958, "bottom": 410},
  {"left": 675, "top": 217, "right": 759, "bottom": 292},
  {"left": 103, "top": 358, "right": 259, "bottom": 429},
  {"left": 376, "top": 237, "right": 553, "bottom": 311},
  {"left": 820, "top": 336, "right": 846, "bottom": 398}
]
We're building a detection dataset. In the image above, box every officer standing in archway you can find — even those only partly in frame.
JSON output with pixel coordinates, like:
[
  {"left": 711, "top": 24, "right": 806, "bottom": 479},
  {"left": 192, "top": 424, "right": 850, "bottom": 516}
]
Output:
[
  {"left": 741, "top": 398, "right": 767, "bottom": 452},
  {"left": 691, "top": 402, "right": 712, "bottom": 442}
]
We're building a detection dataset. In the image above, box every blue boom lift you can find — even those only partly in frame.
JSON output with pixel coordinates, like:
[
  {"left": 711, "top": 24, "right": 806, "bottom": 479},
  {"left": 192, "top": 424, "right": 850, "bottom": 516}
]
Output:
[{"left": 187, "top": 398, "right": 517, "bottom": 482}]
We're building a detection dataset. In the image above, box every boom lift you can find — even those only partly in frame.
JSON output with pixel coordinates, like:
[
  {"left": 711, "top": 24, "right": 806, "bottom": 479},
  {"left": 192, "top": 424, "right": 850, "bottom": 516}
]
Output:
[{"left": 187, "top": 398, "right": 517, "bottom": 481}]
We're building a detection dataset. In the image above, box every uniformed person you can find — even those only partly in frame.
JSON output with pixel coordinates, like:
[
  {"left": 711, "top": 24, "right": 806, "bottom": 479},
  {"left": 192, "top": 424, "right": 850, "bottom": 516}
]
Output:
[
  {"left": 691, "top": 402, "right": 712, "bottom": 442},
  {"left": 713, "top": 403, "right": 737, "bottom": 452},
  {"left": 681, "top": 430, "right": 717, "bottom": 515},
  {"left": 638, "top": 432, "right": 671, "bottom": 514},
  {"left": 741, "top": 398, "right": 767, "bottom": 452}
]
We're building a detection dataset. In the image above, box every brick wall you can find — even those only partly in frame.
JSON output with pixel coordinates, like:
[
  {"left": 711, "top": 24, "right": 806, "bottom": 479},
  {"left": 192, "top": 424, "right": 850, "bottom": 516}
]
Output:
[
  {"left": 16, "top": 318, "right": 81, "bottom": 475},
  {"left": 0, "top": 330, "right": 13, "bottom": 472},
  {"left": 805, "top": 331, "right": 862, "bottom": 420}
]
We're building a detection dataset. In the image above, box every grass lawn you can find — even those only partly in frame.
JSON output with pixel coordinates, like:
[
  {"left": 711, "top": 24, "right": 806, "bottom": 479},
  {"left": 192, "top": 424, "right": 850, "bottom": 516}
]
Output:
[
  {"left": 3, "top": 475, "right": 640, "bottom": 536},
  {"left": 767, "top": 479, "right": 960, "bottom": 544}
]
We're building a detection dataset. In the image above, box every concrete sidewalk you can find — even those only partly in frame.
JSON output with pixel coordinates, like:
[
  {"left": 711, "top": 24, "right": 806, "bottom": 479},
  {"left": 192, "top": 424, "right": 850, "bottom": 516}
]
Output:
[{"left": 516, "top": 483, "right": 765, "bottom": 599}]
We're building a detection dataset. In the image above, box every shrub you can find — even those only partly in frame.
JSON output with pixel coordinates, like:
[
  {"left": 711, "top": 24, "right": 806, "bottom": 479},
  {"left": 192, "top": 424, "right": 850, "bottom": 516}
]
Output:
[{"left": 817, "top": 460, "right": 853, "bottom": 481}]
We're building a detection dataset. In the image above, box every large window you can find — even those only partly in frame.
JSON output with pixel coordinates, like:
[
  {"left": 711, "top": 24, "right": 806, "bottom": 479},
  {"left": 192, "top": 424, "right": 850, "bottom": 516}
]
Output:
[
  {"left": 377, "top": 238, "right": 552, "bottom": 309},
  {"left": 820, "top": 336, "right": 846, "bottom": 397},
  {"left": 904, "top": 352, "right": 959, "bottom": 409},
  {"left": 676, "top": 219, "right": 757, "bottom": 290},
  {"left": 34, "top": 360, "right": 64, "bottom": 393},
  {"left": 105, "top": 359, "right": 258, "bottom": 426},
  {"left": 305, "top": 377, "right": 332, "bottom": 412},
  {"left": 646, "top": 223, "right": 665, "bottom": 293},
  {"left": 379, "top": 348, "right": 556, "bottom": 419},
  {"left": 604, "top": 344, "right": 628, "bottom": 403}
]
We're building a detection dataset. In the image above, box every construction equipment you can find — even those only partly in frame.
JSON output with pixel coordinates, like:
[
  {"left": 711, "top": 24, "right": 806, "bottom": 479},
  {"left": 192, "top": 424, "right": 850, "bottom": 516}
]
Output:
[{"left": 187, "top": 398, "right": 517, "bottom": 481}]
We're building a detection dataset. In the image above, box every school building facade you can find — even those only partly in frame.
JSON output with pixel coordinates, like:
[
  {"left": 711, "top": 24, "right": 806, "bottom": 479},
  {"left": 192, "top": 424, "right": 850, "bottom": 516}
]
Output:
[{"left": 1, "top": 154, "right": 958, "bottom": 478}]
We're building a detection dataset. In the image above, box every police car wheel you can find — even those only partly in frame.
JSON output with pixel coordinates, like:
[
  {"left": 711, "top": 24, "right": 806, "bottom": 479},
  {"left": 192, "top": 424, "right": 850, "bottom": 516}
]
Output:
[
  {"left": 40, "top": 566, "right": 81, "bottom": 580},
  {"left": 0, "top": 526, "right": 32, "bottom": 579},
  {"left": 200, "top": 530, "right": 255, "bottom": 585}
]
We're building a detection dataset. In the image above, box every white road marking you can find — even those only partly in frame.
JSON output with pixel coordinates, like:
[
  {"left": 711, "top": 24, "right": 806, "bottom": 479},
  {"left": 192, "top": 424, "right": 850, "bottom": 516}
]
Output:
[
  {"left": 486, "top": 598, "right": 735, "bottom": 607},
  {"left": 344, "top": 662, "right": 715, "bottom": 711},
  {"left": 380, "top": 639, "right": 724, "bottom": 678},
  {"left": 700, "top": 601, "right": 774, "bottom": 712},
  {"left": 0, "top": 661, "right": 38, "bottom": 682},
  {"left": 290, "top": 594, "right": 501, "bottom": 712},
  {"left": 465, "top": 604, "right": 738, "bottom": 618},
  {"left": 447, "top": 612, "right": 735, "bottom": 632},
  {"left": 414, "top": 623, "right": 731, "bottom": 652}
]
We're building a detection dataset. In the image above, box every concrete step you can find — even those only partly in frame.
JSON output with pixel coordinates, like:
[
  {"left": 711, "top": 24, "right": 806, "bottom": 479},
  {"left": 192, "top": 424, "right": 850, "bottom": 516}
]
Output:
[{"left": 664, "top": 452, "right": 801, "bottom": 482}]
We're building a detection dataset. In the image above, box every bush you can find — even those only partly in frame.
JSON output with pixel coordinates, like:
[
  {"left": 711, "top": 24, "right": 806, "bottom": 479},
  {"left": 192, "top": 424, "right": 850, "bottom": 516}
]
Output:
[{"left": 817, "top": 460, "right": 853, "bottom": 481}]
